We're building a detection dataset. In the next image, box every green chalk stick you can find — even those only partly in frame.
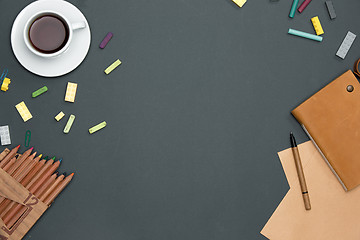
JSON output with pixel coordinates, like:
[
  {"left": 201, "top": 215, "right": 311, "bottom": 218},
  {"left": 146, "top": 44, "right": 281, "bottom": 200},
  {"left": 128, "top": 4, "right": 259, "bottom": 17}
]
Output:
[{"left": 32, "top": 86, "right": 48, "bottom": 98}]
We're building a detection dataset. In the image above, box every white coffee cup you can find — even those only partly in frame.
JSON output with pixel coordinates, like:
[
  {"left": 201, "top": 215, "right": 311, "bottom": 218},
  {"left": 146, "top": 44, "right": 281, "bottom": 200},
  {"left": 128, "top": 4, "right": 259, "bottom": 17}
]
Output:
[{"left": 23, "top": 10, "right": 86, "bottom": 58}]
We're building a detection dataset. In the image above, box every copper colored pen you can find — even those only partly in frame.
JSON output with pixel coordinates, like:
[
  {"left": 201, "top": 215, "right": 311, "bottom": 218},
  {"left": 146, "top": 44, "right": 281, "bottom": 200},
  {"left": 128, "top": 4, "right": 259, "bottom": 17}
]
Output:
[
  {"left": 0, "top": 145, "right": 20, "bottom": 166},
  {"left": 290, "top": 132, "right": 311, "bottom": 210}
]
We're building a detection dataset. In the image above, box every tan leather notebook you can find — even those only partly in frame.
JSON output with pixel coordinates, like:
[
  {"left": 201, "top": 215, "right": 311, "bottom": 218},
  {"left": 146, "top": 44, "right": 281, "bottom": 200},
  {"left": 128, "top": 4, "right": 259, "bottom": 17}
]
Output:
[{"left": 292, "top": 70, "right": 360, "bottom": 191}]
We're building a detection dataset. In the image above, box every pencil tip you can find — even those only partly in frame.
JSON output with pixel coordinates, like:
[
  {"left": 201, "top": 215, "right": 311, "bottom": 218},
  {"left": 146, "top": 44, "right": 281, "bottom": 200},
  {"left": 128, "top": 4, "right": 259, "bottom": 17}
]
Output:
[
  {"left": 38, "top": 154, "right": 42, "bottom": 158},
  {"left": 58, "top": 159, "right": 62, "bottom": 163},
  {"left": 16, "top": 145, "right": 20, "bottom": 149},
  {"left": 70, "top": 173, "right": 74, "bottom": 176}
]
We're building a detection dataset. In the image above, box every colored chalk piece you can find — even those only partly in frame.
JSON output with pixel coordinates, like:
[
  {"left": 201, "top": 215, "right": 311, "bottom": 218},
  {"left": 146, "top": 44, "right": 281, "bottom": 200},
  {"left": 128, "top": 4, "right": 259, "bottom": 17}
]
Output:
[
  {"left": 298, "top": 0, "right": 312, "bottom": 13},
  {"left": 325, "top": 1, "right": 336, "bottom": 20},
  {"left": 65, "top": 82, "right": 78, "bottom": 103},
  {"left": 336, "top": 31, "right": 356, "bottom": 59},
  {"left": 104, "top": 59, "right": 121, "bottom": 75},
  {"left": 0, "top": 125, "right": 11, "bottom": 146},
  {"left": 289, "top": 0, "right": 299, "bottom": 18},
  {"left": 63, "top": 114, "right": 75, "bottom": 134},
  {"left": 15, "top": 101, "right": 33, "bottom": 122},
  {"left": 1, "top": 77, "right": 10, "bottom": 92},
  {"left": 288, "top": 28, "right": 323, "bottom": 42},
  {"left": 100, "top": 32, "right": 113, "bottom": 49},
  {"left": 55, "top": 111, "right": 65, "bottom": 121},
  {"left": 89, "top": 121, "right": 107, "bottom": 134},
  {"left": 232, "top": 0, "right": 246, "bottom": 7},
  {"left": 32, "top": 86, "right": 48, "bottom": 98},
  {"left": 311, "top": 16, "right": 324, "bottom": 36}
]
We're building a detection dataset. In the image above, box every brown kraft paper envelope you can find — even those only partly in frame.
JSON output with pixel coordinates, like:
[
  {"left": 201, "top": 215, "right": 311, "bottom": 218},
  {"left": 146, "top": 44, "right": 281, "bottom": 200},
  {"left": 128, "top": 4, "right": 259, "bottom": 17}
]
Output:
[
  {"left": 0, "top": 164, "right": 47, "bottom": 240},
  {"left": 291, "top": 70, "right": 360, "bottom": 191},
  {"left": 261, "top": 141, "right": 360, "bottom": 240}
]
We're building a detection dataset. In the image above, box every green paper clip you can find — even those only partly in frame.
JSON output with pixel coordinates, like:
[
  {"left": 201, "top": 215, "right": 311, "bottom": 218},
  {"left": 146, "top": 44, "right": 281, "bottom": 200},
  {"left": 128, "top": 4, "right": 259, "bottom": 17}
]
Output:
[
  {"left": 64, "top": 114, "right": 75, "bottom": 134},
  {"left": 89, "top": 121, "right": 107, "bottom": 134},
  {"left": 25, "top": 130, "right": 31, "bottom": 147},
  {"left": 32, "top": 86, "right": 48, "bottom": 98}
]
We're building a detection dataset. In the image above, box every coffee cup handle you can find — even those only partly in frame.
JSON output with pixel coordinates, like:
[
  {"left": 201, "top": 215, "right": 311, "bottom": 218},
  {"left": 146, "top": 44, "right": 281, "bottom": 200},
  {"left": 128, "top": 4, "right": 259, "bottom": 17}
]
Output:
[{"left": 71, "top": 22, "right": 86, "bottom": 30}]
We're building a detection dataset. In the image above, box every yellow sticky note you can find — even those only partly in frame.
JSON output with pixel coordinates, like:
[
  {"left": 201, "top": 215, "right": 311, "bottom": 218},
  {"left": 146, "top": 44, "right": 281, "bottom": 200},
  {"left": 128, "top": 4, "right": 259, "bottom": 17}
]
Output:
[
  {"left": 105, "top": 59, "right": 121, "bottom": 75},
  {"left": 55, "top": 111, "right": 65, "bottom": 121},
  {"left": 311, "top": 16, "right": 324, "bottom": 36},
  {"left": 233, "top": 0, "right": 247, "bottom": 8},
  {"left": 65, "top": 82, "right": 78, "bottom": 103},
  {"left": 15, "top": 101, "right": 32, "bottom": 122}
]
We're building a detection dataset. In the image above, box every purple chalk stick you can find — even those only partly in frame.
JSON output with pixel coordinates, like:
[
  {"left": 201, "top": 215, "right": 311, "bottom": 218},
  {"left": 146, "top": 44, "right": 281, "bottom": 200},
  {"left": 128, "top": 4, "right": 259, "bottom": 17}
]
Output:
[{"left": 99, "top": 32, "right": 113, "bottom": 49}]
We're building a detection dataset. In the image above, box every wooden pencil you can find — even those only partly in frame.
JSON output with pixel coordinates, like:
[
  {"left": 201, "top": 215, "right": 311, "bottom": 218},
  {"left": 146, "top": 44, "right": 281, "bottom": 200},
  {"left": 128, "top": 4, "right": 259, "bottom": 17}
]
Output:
[
  {"left": 8, "top": 152, "right": 36, "bottom": 176},
  {"left": 13, "top": 154, "right": 41, "bottom": 180},
  {"left": 33, "top": 173, "right": 58, "bottom": 197},
  {"left": 40, "top": 174, "right": 65, "bottom": 202},
  {"left": 3, "top": 160, "right": 61, "bottom": 227},
  {"left": 44, "top": 173, "right": 74, "bottom": 205},
  {"left": 25, "top": 159, "right": 54, "bottom": 188},
  {"left": 2, "top": 157, "right": 17, "bottom": 172},
  {"left": 0, "top": 147, "right": 33, "bottom": 169},
  {"left": 0, "top": 145, "right": 20, "bottom": 165}
]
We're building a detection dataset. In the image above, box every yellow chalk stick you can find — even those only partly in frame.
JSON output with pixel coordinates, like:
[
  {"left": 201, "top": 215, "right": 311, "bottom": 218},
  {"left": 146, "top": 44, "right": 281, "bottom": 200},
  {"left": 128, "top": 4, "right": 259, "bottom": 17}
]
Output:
[
  {"left": 105, "top": 59, "right": 121, "bottom": 75},
  {"left": 89, "top": 121, "right": 107, "bottom": 134}
]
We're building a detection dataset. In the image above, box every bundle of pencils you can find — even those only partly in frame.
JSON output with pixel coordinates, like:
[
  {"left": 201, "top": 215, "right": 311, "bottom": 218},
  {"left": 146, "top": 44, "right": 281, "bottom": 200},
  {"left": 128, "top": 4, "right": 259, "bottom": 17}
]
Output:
[{"left": 0, "top": 145, "right": 74, "bottom": 231}]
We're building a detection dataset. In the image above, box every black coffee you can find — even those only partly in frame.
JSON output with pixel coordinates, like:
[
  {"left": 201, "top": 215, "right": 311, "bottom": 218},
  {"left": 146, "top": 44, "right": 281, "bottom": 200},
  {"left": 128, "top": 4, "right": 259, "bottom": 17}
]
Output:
[{"left": 28, "top": 15, "right": 69, "bottom": 54}]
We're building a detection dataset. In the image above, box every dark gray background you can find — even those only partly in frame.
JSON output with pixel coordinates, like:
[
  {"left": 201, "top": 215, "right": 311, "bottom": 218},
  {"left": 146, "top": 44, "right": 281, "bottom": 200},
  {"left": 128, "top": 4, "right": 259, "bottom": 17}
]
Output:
[{"left": 0, "top": 0, "right": 359, "bottom": 239}]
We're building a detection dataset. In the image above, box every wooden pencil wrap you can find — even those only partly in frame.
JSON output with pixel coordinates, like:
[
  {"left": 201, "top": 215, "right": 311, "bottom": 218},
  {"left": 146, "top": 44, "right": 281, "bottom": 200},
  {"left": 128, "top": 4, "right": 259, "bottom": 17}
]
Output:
[{"left": 0, "top": 150, "right": 48, "bottom": 240}]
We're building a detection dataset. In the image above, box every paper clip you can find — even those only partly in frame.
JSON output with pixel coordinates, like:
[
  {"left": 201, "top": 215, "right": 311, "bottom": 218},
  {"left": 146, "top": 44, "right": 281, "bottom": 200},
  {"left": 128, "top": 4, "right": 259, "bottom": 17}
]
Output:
[
  {"left": 25, "top": 130, "right": 31, "bottom": 147},
  {"left": 0, "top": 68, "right": 8, "bottom": 82}
]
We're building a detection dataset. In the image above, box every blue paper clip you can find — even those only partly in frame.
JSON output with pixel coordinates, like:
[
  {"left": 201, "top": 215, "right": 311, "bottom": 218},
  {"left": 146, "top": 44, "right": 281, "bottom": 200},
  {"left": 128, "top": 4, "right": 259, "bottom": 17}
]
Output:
[
  {"left": 0, "top": 68, "right": 8, "bottom": 86},
  {"left": 0, "top": 68, "right": 8, "bottom": 81}
]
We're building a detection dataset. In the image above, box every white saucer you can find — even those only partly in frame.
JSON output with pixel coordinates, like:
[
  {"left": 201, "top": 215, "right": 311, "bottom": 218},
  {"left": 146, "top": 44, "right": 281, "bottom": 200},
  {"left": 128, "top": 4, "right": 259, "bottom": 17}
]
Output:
[{"left": 11, "top": 0, "right": 91, "bottom": 77}]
